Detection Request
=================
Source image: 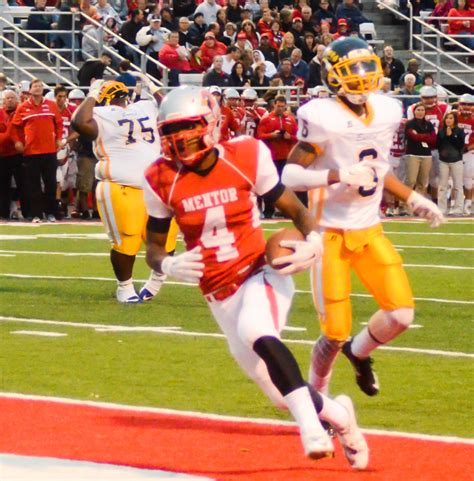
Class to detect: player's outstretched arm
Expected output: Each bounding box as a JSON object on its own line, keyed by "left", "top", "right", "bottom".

{"left": 384, "top": 173, "right": 444, "bottom": 228}
{"left": 71, "top": 81, "right": 103, "bottom": 141}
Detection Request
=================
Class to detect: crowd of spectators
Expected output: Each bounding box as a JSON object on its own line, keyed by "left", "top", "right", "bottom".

{"left": 1, "top": 0, "right": 473, "bottom": 221}
{"left": 0, "top": 69, "right": 472, "bottom": 222}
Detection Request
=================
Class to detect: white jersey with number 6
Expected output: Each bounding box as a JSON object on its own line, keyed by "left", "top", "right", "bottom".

{"left": 297, "top": 94, "right": 402, "bottom": 229}
{"left": 94, "top": 100, "right": 161, "bottom": 188}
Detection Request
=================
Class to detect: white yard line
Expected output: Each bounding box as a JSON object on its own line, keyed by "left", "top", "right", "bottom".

{"left": 1, "top": 273, "right": 472, "bottom": 305}
{"left": 0, "top": 392, "right": 472, "bottom": 445}
{"left": 1, "top": 250, "right": 473, "bottom": 270}
{"left": 1, "top": 315, "right": 473, "bottom": 359}
{"left": 394, "top": 245, "right": 474, "bottom": 251}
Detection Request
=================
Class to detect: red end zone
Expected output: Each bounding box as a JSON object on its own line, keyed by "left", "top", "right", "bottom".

{"left": 1, "top": 395, "right": 472, "bottom": 481}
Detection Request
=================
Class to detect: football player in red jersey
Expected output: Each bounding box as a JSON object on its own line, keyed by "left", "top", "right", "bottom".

{"left": 208, "top": 86, "right": 241, "bottom": 141}
{"left": 457, "top": 94, "right": 474, "bottom": 215}
{"left": 239, "top": 88, "right": 267, "bottom": 137}
{"left": 143, "top": 86, "right": 369, "bottom": 469}
{"left": 223, "top": 87, "right": 245, "bottom": 124}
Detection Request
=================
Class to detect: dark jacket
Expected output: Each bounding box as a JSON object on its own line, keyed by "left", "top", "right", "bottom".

{"left": 188, "top": 22, "right": 206, "bottom": 47}
{"left": 437, "top": 127, "right": 466, "bottom": 163}
{"left": 383, "top": 57, "right": 405, "bottom": 87}
{"left": 120, "top": 19, "right": 145, "bottom": 45}
{"left": 307, "top": 58, "right": 322, "bottom": 88}
{"left": 77, "top": 60, "right": 107, "bottom": 87}
{"left": 202, "top": 69, "right": 231, "bottom": 88}
{"left": 405, "top": 118, "right": 436, "bottom": 156}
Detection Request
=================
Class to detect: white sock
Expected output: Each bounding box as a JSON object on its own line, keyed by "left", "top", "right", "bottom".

{"left": 351, "top": 310, "right": 386, "bottom": 359}
{"left": 143, "top": 270, "right": 166, "bottom": 295}
{"left": 318, "top": 393, "right": 349, "bottom": 432}
{"left": 118, "top": 278, "right": 133, "bottom": 289}
{"left": 284, "top": 386, "right": 325, "bottom": 435}
{"left": 308, "top": 372, "right": 332, "bottom": 396}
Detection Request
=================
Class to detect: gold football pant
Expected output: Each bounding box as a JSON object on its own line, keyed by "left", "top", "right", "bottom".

{"left": 96, "top": 181, "right": 178, "bottom": 256}
{"left": 311, "top": 224, "right": 414, "bottom": 341}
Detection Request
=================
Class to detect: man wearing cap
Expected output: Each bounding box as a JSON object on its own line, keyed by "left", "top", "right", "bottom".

{"left": 333, "top": 18, "right": 349, "bottom": 39}
{"left": 202, "top": 56, "right": 231, "bottom": 87}
{"left": 290, "top": 17, "right": 305, "bottom": 48}
{"left": 236, "top": 31, "right": 253, "bottom": 51}
{"left": 199, "top": 32, "right": 228, "bottom": 71}
{"left": 259, "top": 33, "right": 279, "bottom": 67}
{"left": 194, "top": 0, "right": 219, "bottom": 27}
{"left": 136, "top": 15, "right": 170, "bottom": 56}
{"left": 188, "top": 12, "right": 207, "bottom": 47}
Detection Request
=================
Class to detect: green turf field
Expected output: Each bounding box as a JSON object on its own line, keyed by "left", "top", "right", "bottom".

{"left": 0, "top": 219, "right": 473, "bottom": 438}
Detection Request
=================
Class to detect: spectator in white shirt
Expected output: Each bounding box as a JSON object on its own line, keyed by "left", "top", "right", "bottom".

{"left": 222, "top": 46, "right": 242, "bottom": 75}
{"left": 194, "top": 0, "right": 219, "bottom": 26}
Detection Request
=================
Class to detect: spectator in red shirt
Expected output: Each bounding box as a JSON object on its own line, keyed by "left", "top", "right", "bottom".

{"left": 257, "top": 8, "right": 273, "bottom": 35}
{"left": 0, "top": 90, "right": 29, "bottom": 220}
{"left": 257, "top": 95, "right": 298, "bottom": 218}
{"left": 240, "top": 19, "right": 260, "bottom": 49}
{"left": 11, "top": 78, "right": 63, "bottom": 223}
{"left": 159, "top": 31, "right": 193, "bottom": 85}
{"left": 198, "top": 31, "right": 228, "bottom": 71}
{"left": 448, "top": 0, "right": 474, "bottom": 50}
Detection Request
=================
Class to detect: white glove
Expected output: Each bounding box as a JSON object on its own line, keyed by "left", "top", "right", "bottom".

{"left": 88, "top": 79, "right": 104, "bottom": 101}
{"left": 339, "top": 161, "right": 377, "bottom": 189}
{"left": 272, "top": 231, "right": 323, "bottom": 276}
{"left": 407, "top": 191, "right": 444, "bottom": 228}
{"left": 131, "top": 71, "right": 160, "bottom": 94}
{"left": 161, "top": 246, "right": 204, "bottom": 284}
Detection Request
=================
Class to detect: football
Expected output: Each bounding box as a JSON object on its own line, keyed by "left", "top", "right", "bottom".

{"left": 265, "top": 228, "right": 305, "bottom": 269}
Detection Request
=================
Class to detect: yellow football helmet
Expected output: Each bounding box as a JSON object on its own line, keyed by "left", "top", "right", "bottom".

{"left": 322, "top": 38, "right": 383, "bottom": 96}
{"left": 97, "top": 80, "right": 129, "bottom": 106}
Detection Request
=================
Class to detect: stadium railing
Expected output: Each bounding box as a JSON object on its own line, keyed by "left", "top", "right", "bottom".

{"left": 0, "top": 3, "right": 169, "bottom": 87}
{"left": 376, "top": 0, "right": 473, "bottom": 91}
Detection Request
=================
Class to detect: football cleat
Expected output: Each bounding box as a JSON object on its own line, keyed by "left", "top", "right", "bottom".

{"left": 116, "top": 286, "right": 141, "bottom": 304}
{"left": 301, "top": 429, "right": 335, "bottom": 460}
{"left": 138, "top": 287, "right": 155, "bottom": 302}
{"left": 334, "top": 395, "right": 369, "bottom": 470}
{"left": 342, "top": 339, "right": 379, "bottom": 396}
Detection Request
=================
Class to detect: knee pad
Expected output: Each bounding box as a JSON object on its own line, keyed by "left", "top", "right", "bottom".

{"left": 387, "top": 308, "right": 414, "bottom": 330}
{"left": 369, "top": 308, "right": 414, "bottom": 344}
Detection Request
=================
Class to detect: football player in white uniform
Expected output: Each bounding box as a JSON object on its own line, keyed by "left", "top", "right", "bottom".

{"left": 72, "top": 79, "right": 178, "bottom": 303}
{"left": 282, "top": 38, "right": 444, "bottom": 397}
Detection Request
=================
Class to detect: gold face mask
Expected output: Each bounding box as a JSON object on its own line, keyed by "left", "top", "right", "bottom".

{"left": 326, "top": 53, "right": 383, "bottom": 95}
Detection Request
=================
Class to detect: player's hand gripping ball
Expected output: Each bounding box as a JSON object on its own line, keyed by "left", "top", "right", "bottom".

{"left": 265, "top": 228, "right": 305, "bottom": 270}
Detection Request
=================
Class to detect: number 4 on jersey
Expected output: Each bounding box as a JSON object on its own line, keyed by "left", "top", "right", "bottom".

{"left": 201, "top": 206, "right": 238, "bottom": 262}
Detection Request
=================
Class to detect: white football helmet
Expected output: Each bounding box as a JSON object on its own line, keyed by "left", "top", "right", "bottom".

{"left": 224, "top": 87, "right": 240, "bottom": 100}
{"left": 69, "top": 88, "right": 85, "bottom": 100}
{"left": 17, "top": 80, "right": 30, "bottom": 93}
{"left": 158, "top": 86, "right": 221, "bottom": 167}
{"left": 241, "top": 88, "right": 258, "bottom": 101}
{"left": 420, "top": 86, "right": 438, "bottom": 108}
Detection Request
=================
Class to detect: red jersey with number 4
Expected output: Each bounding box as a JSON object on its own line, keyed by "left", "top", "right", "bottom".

{"left": 143, "top": 136, "right": 279, "bottom": 295}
